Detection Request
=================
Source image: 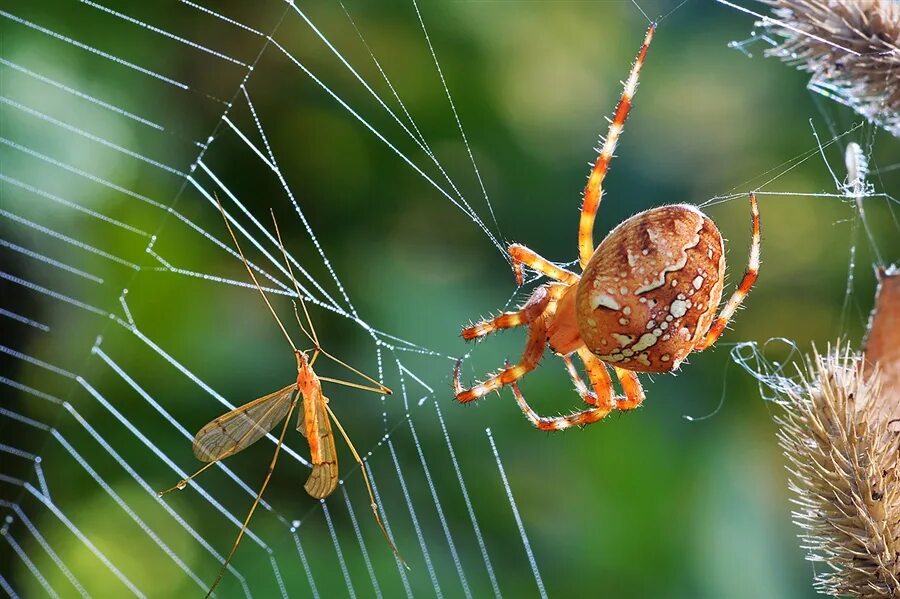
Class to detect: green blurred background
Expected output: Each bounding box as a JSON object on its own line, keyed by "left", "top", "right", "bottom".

{"left": 2, "top": 1, "right": 899, "bottom": 597}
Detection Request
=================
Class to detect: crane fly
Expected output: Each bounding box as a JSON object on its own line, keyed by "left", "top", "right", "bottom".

{"left": 158, "top": 197, "right": 404, "bottom": 597}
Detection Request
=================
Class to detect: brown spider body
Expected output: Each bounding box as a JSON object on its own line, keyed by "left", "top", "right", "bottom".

{"left": 453, "top": 24, "right": 762, "bottom": 431}
{"left": 575, "top": 204, "right": 725, "bottom": 372}
{"left": 538, "top": 205, "right": 726, "bottom": 368}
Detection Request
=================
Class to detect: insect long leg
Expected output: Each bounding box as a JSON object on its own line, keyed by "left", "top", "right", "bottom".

{"left": 323, "top": 402, "right": 406, "bottom": 567}
{"left": 308, "top": 348, "right": 321, "bottom": 367}
{"left": 157, "top": 462, "right": 217, "bottom": 497}
{"left": 694, "top": 192, "right": 761, "bottom": 351}
{"left": 205, "top": 392, "right": 300, "bottom": 598}
{"left": 215, "top": 194, "right": 298, "bottom": 353}
{"left": 271, "top": 209, "right": 391, "bottom": 396}
{"left": 578, "top": 23, "right": 655, "bottom": 270}
{"left": 270, "top": 208, "right": 320, "bottom": 349}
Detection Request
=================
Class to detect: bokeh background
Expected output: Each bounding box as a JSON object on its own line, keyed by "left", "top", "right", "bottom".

{"left": 2, "top": 1, "right": 899, "bottom": 598}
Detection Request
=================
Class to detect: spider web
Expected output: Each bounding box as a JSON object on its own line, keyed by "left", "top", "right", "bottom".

{"left": 713, "top": 8, "right": 900, "bottom": 588}
{"left": 715, "top": 0, "right": 900, "bottom": 400}
{"left": 0, "top": 2, "right": 541, "bottom": 596}
{"left": 3, "top": 1, "right": 899, "bottom": 598}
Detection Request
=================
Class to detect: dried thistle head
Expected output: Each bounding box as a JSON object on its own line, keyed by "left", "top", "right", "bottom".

{"left": 776, "top": 344, "right": 900, "bottom": 597}
{"left": 757, "top": 0, "right": 900, "bottom": 138}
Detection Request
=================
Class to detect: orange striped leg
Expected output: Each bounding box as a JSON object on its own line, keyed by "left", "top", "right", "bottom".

{"left": 612, "top": 367, "right": 645, "bottom": 411}
{"left": 694, "top": 193, "right": 761, "bottom": 351}
{"left": 454, "top": 317, "right": 548, "bottom": 403}
{"left": 510, "top": 377, "right": 614, "bottom": 432}
{"left": 508, "top": 244, "right": 579, "bottom": 286}
{"left": 461, "top": 284, "right": 564, "bottom": 341}
{"left": 565, "top": 350, "right": 644, "bottom": 411}
{"left": 578, "top": 24, "right": 656, "bottom": 269}
{"left": 562, "top": 348, "right": 614, "bottom": 407}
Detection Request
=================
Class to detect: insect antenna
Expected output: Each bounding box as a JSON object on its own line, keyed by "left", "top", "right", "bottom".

{"left": 269, "top": 208, "right": 319, "bottom": 349}
{"left": 215, "top": 193, "right": 298, "bottom": 353}
{"left": 324, "top": 401, "right": 408, "bottom": 568}
{"left": 205, "top": 392, "right": 300, "bottom": 598}
{"left": 270, "top": 209, "right": 391, "bottom": 396}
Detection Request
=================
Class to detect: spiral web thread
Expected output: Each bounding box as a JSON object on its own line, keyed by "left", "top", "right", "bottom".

{"left": 0, "top": 2, "right": 547, "bottom": 596}
{"left": 3, "top": 1, "right": 898, "bottom": 597}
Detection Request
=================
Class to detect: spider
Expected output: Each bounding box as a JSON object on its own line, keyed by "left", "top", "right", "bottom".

{"left": 453, "top": 23, "right": 761, "bottom": 431}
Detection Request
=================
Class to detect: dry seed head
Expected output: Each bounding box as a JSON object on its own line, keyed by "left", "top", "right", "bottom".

{"left": 757, "top": 0, "right": 900, "bottom": 138}
{"left": 777, "top": 344, "right": 900, "bottom": 597}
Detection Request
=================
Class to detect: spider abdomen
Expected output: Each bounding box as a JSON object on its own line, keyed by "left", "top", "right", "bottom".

{"left": 453, "top": 24, "right": 759, "bottom": 426}
{"left": 575, "top": 204, "right": 725, "bottom": 373}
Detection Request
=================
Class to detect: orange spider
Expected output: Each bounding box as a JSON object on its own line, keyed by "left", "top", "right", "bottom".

{"left": 453, "top": 23, "right": 761, "bottom": 430}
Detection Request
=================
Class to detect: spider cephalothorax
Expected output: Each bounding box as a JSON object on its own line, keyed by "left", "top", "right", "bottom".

{"left": 453, "top": 24, "right": 761, "bottom": 430}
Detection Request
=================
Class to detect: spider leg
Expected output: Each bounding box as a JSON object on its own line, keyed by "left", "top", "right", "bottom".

{"left": 510, "top": 378, "right": 614, "bottom": 431}
{"left": 508, "top": 244, "right": 579, "bottom": 286}
{"left": 561, "top": 348, "right": 613, "bottom": 407}
{"left": 455, "top": 317, "right": 548, "bottom": 403}
{"left": 694, "top": 193, "right": 761, "bottom": 351}
{"left": 461, "top": 284, "right": 564, "bottom": 341}
{"left": 513, "top": 353, "right": 644, "bottom": 431}
{"left": 563, "top": 349, "right": 645, "bottom": 411}
{"left": 578, "top": 24, "right": 655, "bottom": 270}
{"left": 611, "top": 366, "right": 645, "bottom": 411}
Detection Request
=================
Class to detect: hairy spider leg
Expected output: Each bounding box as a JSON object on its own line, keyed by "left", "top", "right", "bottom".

{"left": 612, "top": 366, "right": 646, "bottom": 411}
{"left": 578, "top": 23, "right": 656, "bottom": 270}
{"left": 508, "top": 244, "right": 580, "bottom": 286}
{"left": 694, "top": 193, "right": 761, "bottom": 351}
{"left": 455, "top": 315, "right": 550, "bottom": 403}
{"left": 515, "top": 349, "right": 646, "bottom": 431}
{"left": 510, "top": 378, "right": 612, "bottom": 431}
{"left": 562, "top": 349, "right": 615, "bottom": 407}
{"left": 461, "top": 283, "right": 566, "bottom": 341}
{"left": 564, "top": 348, "right": 645, "bottom": 411}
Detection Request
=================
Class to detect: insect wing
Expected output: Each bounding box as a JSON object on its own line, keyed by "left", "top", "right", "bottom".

{"left": 193, "top": 384, "right": 296, "bottom": 462}
{"left": 303, "top": 394, "right": 339, "bottom": 499}
{"left": 296, "top": 403, "right": 306, "bottom": 437}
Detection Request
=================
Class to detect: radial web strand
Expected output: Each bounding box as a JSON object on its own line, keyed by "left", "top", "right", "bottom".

{"left": 1, "top": 1, "right": 546, "bottom": 596}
